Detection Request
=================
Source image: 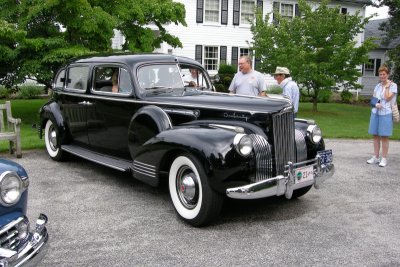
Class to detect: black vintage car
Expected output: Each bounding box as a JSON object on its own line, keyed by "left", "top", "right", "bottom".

{"left": 39, "top": 53, "right": 334, "bottom": 226}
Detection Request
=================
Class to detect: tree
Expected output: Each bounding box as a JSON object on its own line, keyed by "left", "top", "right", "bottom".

{"left": 375, "top": 0, "right": 400, "bottom": 83}
{"left": 251, "top": 0, "right": 376, "bottom": 111}
{"left": 0, "top": 0, "right": 186, "bottom": 89}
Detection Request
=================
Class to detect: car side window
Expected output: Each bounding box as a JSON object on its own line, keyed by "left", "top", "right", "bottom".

{"left": 93, "top": 66, "right": 132, "bottom": 95}
{"left": 53, "top": 69, "right": 65, "bottom": 90}
{"left": 66, "top": 66, "right": 89, "bottom": 91}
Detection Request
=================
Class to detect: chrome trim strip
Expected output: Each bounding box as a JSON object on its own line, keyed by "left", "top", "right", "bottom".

{"left": 55, "top": 91, "right": 286, "bottom": 115}
{"left": 249, "top": 134, "right": 273, "bottom": 182}
{"left": 132, "top": 168, "right": 156, "bottom": 178}
{"left": 0, "top": 217, "right": 24, "bottom": 235}
{"left": 133, "top": 160, "right": 156, "bottom": 169}
{"left": 226, "top": 155, "right": 335, "bottom": 199}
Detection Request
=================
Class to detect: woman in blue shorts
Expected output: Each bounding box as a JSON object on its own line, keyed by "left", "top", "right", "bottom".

{"left": 367, "top": 66, "right": 398, "bottom": 167}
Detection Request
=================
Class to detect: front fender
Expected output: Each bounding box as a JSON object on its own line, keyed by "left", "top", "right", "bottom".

{"left": 133, "top": 126, "right": 255, "bottom": 192}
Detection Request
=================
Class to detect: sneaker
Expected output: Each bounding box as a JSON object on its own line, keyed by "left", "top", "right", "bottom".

{"left": 379, "top": 158, "right": 387, "bottom": 167}
{"left": 367, "top": 156, "right": 380, "bottom": 164}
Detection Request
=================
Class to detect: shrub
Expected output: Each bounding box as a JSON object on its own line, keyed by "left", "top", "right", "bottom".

{"left": 340, "top": 90, "right": 353, "bottom": 104}
{"left": 266, "top": 85, "right": 282, "bottom": 94}
{"left": 317, "top": 89, "right": 332, "bottom": 103}
{"left": 214, "top": 64, "right": 237, "bottom": 92}
{"left": 16, "top": 85, "right": 44, "bottom": 99}
{"left": 214, "top": 83, "right": 228, "bottom": 93}
{"left": 0, "top": 87, "right": 10, "bottom": 99}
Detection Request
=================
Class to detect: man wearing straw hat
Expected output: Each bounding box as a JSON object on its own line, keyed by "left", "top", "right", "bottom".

{"left": 273, "top": 66, "right": 300, "bottom": 117}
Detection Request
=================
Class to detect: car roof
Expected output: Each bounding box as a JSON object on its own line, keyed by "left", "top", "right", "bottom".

{"left": 73, "top": 53, "right": 203, "bottom": 68}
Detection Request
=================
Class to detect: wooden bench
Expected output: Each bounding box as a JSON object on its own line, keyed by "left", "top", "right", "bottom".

{"left": 0, "top": 101, "right": 22, "bottom": 158}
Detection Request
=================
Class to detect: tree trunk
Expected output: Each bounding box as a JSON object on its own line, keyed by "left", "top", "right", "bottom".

{"left": 312, "top": 97, "right": 318, "bottom": 112}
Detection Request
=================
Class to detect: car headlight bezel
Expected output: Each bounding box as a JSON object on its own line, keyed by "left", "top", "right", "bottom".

{"left": 307, "top": 124, "right": 322, "bottom": 144}
{"left": 233, "top": 133, "right": 253, "bottom": 157}
{"left": 0, "top": 171, "right": 24, "bottom": 206}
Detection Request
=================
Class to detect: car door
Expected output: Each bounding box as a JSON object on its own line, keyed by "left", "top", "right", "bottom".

{"left": 60, "top": 64, "right": 91, "bottom": 146}
{"left": 87, "top": 65, "right": 136, "bottom": 159}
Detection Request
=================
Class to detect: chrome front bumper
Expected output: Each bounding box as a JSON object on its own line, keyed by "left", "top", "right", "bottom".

{"left": 226, "top": 156, "right": 335, "bottom": 199}
{"left": 0, "top": 214, "right": 49, "bottom": 267}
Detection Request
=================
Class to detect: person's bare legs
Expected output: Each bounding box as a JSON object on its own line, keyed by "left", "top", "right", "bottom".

{"left": 381, "top": 136, "right": 389, "bottom": 158}
{"left": 373, "top": 135, "right": 381, "bottom": 158}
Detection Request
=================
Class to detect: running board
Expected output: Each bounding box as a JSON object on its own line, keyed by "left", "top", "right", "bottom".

{"left": 62, "top": 145, "right": 132, "bottom": 172}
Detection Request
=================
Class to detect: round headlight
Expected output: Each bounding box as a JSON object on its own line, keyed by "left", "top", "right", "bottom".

{"left": 233, "top": 134, "right": 253, "bottom": 156}
{"left": 0, "top": 171, "right": 23, "bottom": 206}
{"left": 307, "top": 125, "right": 322, "bottom": 144}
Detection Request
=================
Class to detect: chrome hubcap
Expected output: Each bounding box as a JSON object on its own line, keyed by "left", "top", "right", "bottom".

{"left": 176, "top": 166, "right": 199, "bottom": 209}
{"left": 48, "top": 125, "right": 57, "bottom": 151}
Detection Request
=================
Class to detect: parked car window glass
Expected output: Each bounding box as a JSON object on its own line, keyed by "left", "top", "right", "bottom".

{"left": 119, "top": 68, "right": 132, "bottom": 94}
{"left": 66, "top": 66, "right": 89, "bottom": 91}
{"left": 93, "top": 66, "right": 120, "bottom": 93}
{"left": 180, "top": 65, "right": 210, "bottom": 89}
{"left": 138, "top": 64, "right": 184, "bottom": 90}
{"left": 54, "top": 69, "right": 65, "bottom": 89}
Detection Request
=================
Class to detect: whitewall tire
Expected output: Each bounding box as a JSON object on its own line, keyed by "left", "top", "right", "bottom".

{"left": 44, "top": 120, "right": 66, "bottom": 161}
{"left": 169, "top": 154, "right": 223, "bottom": 226}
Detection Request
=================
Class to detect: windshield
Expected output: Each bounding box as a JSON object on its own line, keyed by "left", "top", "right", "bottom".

{"left": 137, "top": 63, "right": 212, "bottom": 96}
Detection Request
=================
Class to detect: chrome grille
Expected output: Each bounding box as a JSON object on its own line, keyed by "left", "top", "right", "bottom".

{"left": 0, "top": 221, "right": 21, "bottom": 250}
{"left": 272, "top": 110, "right": 296, "bottom": 175}
{"left": 295, "top": 129, "right": 307, "bottom": 162}
{"left": 249, "top": 134, "right": 273, "bottom": 182}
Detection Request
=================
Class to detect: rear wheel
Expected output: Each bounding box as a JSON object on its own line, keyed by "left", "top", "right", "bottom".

{"left": 44, "top": 120, "right": 67, "bottom": 161}
{"left": 169, "top": 154, "right": 223, "bottom": 226}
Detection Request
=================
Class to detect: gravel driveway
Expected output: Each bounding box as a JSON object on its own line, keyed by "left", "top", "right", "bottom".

{"left": 1, "top": 139, "right": 400, "bottom": 266}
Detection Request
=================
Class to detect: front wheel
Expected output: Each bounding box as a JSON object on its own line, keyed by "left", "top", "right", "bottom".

{"left": 169, "top": 154, "right": 223, "bottom": 227}
{"left": 44, "top": 119, "right": 67, "bottom": 161}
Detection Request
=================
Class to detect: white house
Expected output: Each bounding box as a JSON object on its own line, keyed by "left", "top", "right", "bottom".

{"left": 112, "top": 0, "right": 371, "bottom": 87}
{"left": 361, "top": 18, "right": 400, "bottom": 96}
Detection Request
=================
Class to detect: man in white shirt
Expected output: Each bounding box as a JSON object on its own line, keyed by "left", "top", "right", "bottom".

{"left": 273, "top": 66, "right": 300, "bottom": 116}
{"left": 228, "top": 56, "right": 265, "bottom": 96}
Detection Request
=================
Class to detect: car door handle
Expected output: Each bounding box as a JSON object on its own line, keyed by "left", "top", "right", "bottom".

{"left": 78, "top": 101, "right": 93, "bottom": 106}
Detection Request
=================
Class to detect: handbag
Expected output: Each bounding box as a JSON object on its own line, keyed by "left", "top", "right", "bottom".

{"left": 370, "top": 96, "right": 379, "bottom": 107}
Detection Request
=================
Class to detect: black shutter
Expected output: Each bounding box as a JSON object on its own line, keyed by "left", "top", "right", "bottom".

{"left": 295, "top": 4, "right": 301, "bottom": 17}
{"left": 273, "top": 2, "right": 280, "bottom": 25}
{"left": 375, "top": 59, "right": 381, "bottom": 76}
{"left": 341, "top": 8, "right": 347, "bottom": 15}
{"left": 233, "top": 0, "right": 240, "bottom": 26}
{"left": 195, "top": 45, "right": 203, "bottom": 64}
{"left": 257, "top": 0, "right": 263, "bottom": 11}
{"left": 221, "top": 0, "right": 228, "bottom": 25}
{"left": 220, "top": 46, "right": 227, "bottom": 64}
{"left": 232, "top": 47, "right": 239, "bottom": 68}
{"left": 362, "top": 64, "right": 364, "bottom": 75}
{"left": 196, "top": 0, "right": 204, "bottom": 23}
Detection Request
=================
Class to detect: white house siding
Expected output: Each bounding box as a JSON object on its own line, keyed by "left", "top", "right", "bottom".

{"left": 111, "top": 0, "right": 368, "bottom": 88}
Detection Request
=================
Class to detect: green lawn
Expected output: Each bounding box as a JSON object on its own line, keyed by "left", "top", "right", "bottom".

{"left": 298, "top": 103, "right": 400, "bottom": 140}
{"left": 0, "top": 99, "right": 398, "bottom": 153}
{"left": 0, "top": 99, "right": 49, "bottom": 152}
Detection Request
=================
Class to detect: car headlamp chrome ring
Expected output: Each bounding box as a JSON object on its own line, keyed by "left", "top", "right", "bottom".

{"left": 0, "top": 171, "right": 23, "bottom": 206}
{"left": 307, "top": 125, "right": 322, "bottom": 144}
{"left": 233, "top": 133, "right": 253, "bottom": 157}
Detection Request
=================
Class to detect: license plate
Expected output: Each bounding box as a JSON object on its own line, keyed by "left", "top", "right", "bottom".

{"left": 317, "top": 149, "right": 333, "bottom": 165}
{"left": 295, "top": 165, "right": 314, "bottom": 184}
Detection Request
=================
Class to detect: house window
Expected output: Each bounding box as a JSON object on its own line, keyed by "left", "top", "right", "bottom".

{"left": 204, "top": 46, "right": 219, "bottom": 71}
{"left": 273, "top": 2, "right": 298, "bottom": 22}
{"left": 241, "top": 0, "right": 255, "bottom": 24}
{"left": 364, "top": 58, "right": 381, "bottom": 77}
{"left": 281, "top": 4, "right": 294, "bottom": 19}
{"left": 205, "top": 0, "right": 220, "bottom": 23}
{"left": 240, "top": 48, "right": 250, "bottom": 57}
